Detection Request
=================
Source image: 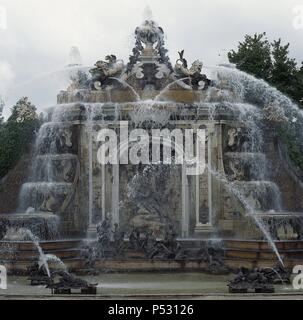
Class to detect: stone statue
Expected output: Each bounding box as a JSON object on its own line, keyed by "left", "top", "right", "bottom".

{"left": 97, "top": 217, "right": 111, "bottom": 246}
{"left": 27, "top": 262, "right": 51, "bottom": 286}
{"left": 89, "top": 55, "right": 124, "bottom": 90}
{"left": 227, "top": 128, "right": 241, "bottom": 151}
{"left": 174, "top": 50, "right": 211, "bottom": 90}
{"left": 51, "top": 127, "right": 73, "bottom": 153}
{"left": 196, "top": 243, "right": 229, "bottom": 274}
{"left": 0, "top": 218, "right": 9, "bottom": 240}
{"left": 142, "top": 230, "right": 157, "bottom": 253}
{"left": 138, "top": 223, "right": 185, "bottom": 260}
{"left": 129, "top": 227, "right": 141, "bottom": 250}
{"left": 61, "top": 159, "right": 76, "bottom": 183}
{"left": 112, "top": 223, "right": 126, "bottom": 257}
{"left": 233, "top": 264, "right": 290, "bottom": 291}
{"left": 163, "top": 223, "right": 178, "bottom": 250}
{"left": 227, "top": 159, "right": 245, "bottom": 181}
{"left": 128, "top": 165, "right": 172, "bottom": 231}
{"left": 81, "top": 245, "right": 96, "bottom": 269}
{"left": 40, "top": 193, "right": 57, "bottom": 212}
{"left": 228, "top": 267, "right": 275, "bottom": 293}
{"left": 47, "top": 271, "right": 97, "bottom": 295}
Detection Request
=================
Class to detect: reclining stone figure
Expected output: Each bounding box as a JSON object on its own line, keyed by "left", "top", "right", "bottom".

{"left": 174, "top": 50, "right": 211, "bottom": 90}
{"left": 89, "top": 55, "right": 124, "bottom": 90}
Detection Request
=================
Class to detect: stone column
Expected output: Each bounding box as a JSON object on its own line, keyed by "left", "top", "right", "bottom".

{"left": 87, "top": 125, "right": 97, "bottom": 239}
{"left": 101, "top": 164, "right": 106, "bottom": 221}
{"left": 195, "top": 123, "right": 215, "bottom": 235}
{"left": 195, "top": 167, "right": 202, "bottom": 226}
{"left": 111, "top": 163, "right": 120, "bottom": 226}
{"left": 208, "top": 124, "right": 214, "bottom": 225}
{"left": 193, "top": 124, "right": 202, "bottom": 227}
{"left": 182, "top": 164, "right": 189, "bottom": 237}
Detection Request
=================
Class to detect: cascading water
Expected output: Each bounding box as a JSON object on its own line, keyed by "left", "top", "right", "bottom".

{"left": 155, "top": 77, "right": 192, "bottom": 101}
{"left": 24, "top": 229, "right": 51, "bottom": 278}
{"left": 209, "top": 168, "right": 284, "bottom": 266}
{"left": 43, "top": 254, "right": 67, "bottom": 272}
{"left": 224, "top": 152, "right": 268, "bottom": 181}
{"left": 3, "top": 227, "right": 68, "bottom": 275}
{"left": 109, "top": 77, "right": 141, "bottom": 101}
{"left": 13, "top": 101, "right": 86, "bottom": 239}
{"left": 129, "top": 101, "right": 172, "bottom": 128}
{"left": 213, "top": 66, "right": 303, "bottom": 141}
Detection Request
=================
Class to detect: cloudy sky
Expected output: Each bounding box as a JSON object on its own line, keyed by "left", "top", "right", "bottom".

{"left": 0, "top": 0, "right": 302, "bottom": 116}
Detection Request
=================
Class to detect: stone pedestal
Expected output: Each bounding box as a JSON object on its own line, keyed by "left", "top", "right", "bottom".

{"left": 86, "top": 223, "right": 97, "bottom": 240}
{"left": 194, "top": 223, "right": 215, "bottom": 236}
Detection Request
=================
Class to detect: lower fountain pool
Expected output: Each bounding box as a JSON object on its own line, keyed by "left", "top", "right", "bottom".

{"left": 1, "top": 272, "right": 296, "bottom": 298}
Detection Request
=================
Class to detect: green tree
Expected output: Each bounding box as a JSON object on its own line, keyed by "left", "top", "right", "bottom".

{"left": 296, "top": 63, "right": 303, "bottom": 106}
{"left": 0, "top": 97, "right": 40, "bottom": 179}
{"left": 228, "top": 33, "right": 272, "bottom": 81}
{"left": 229, "top": 34, "right": 303, "bottom": 108}
{"left": 271, "top": 39, "right": 300, "bottom": 103}
{"left": 0, "top": 97, "right": 5, "bottom": 124}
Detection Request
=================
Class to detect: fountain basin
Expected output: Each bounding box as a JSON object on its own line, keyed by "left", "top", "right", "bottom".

{"left": 0, "top": 213, "right": 60, "bottom": 241}
{"left": 57, "top": 89, "right": 213, "bottom": 105}
{"left": 0, "top": 238, "right": 302, "bottom": 274}
{"left": 18, "top": 183, "right": 75, "bottom": 214}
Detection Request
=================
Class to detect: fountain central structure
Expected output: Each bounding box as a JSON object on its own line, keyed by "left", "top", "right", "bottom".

{"left": 1, "top": 17, "right": 303, "bottom": 274}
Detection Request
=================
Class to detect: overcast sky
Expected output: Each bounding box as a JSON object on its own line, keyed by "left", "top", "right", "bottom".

{"left": 0, "top": 0, "right": 302, "bottom": 116}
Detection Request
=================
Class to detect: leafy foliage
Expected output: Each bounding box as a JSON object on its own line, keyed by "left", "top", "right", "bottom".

{"left": 0, "top": 97, "right": 40, "bottom": 179}
{"left": 0, "top": 97, "right": 4, "bottom": 124}
{"left": 228, "top": 33, "right": 272, "bottom": 81}
{"left": 228, "top": 33, "right": 303, "bottom": 108}
{"left": 278, "top": 125, "right": 303, "bottom": 171}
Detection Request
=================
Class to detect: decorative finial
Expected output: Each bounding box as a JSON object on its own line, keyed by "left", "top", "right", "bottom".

{"left": 143, "top": 6, "right": 153, "bottom": 21}
{"left": 67, "top": 46, "right": 82, "bottom": 67}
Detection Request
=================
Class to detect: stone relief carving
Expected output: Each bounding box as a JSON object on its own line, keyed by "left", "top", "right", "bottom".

{"left": 227, "top": 159, "right": 245, "bottom": 181}
{"left": 227, "top": 128, "right": 241, "bottom": 151}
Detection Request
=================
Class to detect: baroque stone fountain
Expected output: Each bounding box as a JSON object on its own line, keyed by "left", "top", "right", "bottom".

{"left": 1, "top": 16, "right": 303, "bottom": 274}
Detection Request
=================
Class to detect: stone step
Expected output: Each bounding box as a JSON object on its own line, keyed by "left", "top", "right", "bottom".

{"left": 225, "top": 248, "right": 303, "bottom": 260}
{"left": 0, "top": 248, "right": 82, "bottom": 261}
{"left": 224, "top": 240, "right": 303, "bottom": 251}
{"left": 0, "top": 240, "right": 83, "bottom": 251}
